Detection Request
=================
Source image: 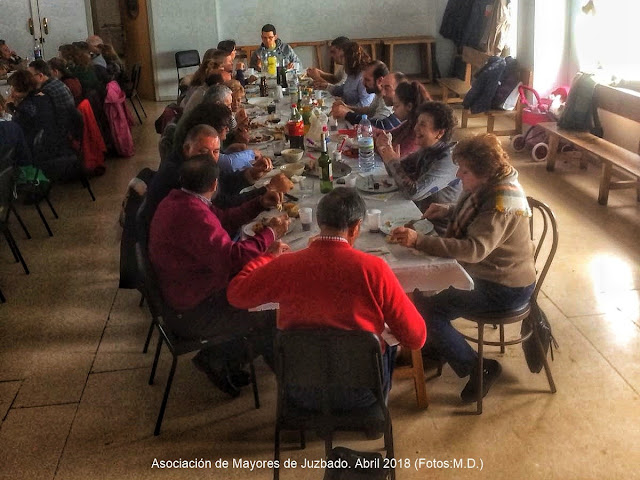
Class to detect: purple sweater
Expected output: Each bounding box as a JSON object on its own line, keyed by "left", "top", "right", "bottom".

{"left": 149, "top": 189, "right": 274, "bottom": 311}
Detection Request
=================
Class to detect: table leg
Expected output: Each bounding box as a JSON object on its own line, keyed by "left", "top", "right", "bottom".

{"left": 546, "top": 134, "right": 560, "bottom": 171}
{"left": 425, "top": 42, "right": 433, "bottom": 83}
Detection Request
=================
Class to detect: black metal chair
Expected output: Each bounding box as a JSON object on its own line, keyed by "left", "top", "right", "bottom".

{"left": 455, "top": 197, "right": 559, "bottom": 414}
{"left": 0, "top": 165, "right": 29, "bottom": 275}
{"left": 126, "top": 63, "right": 147, "bottom": 124}
{"left": 135, "top": 242, "right": 260, "bottom": 436}
{"left": 273, "top": 329, "right": 395, "bottom": 480}
{"left": 175, "top": 50, "right": 201, "bottom": 95}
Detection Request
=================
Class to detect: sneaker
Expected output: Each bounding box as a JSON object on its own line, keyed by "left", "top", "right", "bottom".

{"left": 192, "top": 354, "right": 241, "bottom": 398}
{"left": 460, "top": 359, "right": 502, "bottom": 403}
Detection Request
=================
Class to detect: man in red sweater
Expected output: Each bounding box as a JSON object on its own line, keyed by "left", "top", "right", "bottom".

{"left": 227, "top": 187, "right": 426, "bottom": 408}
{"left": 149, "top": 155, "right": 290, "bottom": 396}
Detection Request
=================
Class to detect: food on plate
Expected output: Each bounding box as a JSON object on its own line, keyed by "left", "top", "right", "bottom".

{"left": 381, "top": 179, "right": 393, "bottom": 188}
{"left": 249, "top": 132, "right": 273, "bottom": 143}
{"left": 269, "top": 173, "right": 294, "bottom": 193}
{"left": 252, "top": 220, "right": 267, "bottom": 234}
{"left": 283, "top": 202, "right": 299, "bottom": 218}
{"left": 385, "top": 234, "right": 400, "bottom": 244}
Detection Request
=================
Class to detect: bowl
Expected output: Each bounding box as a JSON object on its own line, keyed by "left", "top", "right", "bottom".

{"left": 281, "top": 148, "right": 304, "bottom": 164}
{"left": 280, "top": 162, "right": 305, "bottom": 178}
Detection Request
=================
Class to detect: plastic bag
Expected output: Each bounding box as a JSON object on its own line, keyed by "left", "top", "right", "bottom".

{"left": 304, "top": 108, "right": 328, "bottom": 150}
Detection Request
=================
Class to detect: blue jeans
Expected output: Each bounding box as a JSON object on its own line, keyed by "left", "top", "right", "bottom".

{"left": 415, "top": 279, "right": 535, "bottom": 378}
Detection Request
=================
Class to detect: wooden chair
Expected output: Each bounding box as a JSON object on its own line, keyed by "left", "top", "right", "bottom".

{"left": 288, "top": 41, "right": 326, "bottom": 71}
{"left": 273, "top": 329, "right": 395, "bottom": 480}
{"left": 455, "top": 197, "right": 558, "bottom": 414}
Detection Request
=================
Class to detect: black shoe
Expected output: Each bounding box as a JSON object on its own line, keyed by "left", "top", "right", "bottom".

{"left": 192, "top": 355, "right": 241, "bottom": 398}
{"left": 460, "top": 359, "right": 502, "bottom": 403}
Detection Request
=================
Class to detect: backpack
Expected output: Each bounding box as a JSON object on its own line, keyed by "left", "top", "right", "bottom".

{"left": 520, "top": 300, "right": 559, "bottom": 373}
{"left": 558, "top": 73, "right": 603, "bottom": 137}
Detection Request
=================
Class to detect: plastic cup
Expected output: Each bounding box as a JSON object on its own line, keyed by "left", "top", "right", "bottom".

{"left": 299, "top": 207, "right": 313, "bottom": 231}
{"left": 366, "top": 209, "right": 382, "bottom": 233}
{"left": 345, "top": 174, "right": 357, "bottom": 188}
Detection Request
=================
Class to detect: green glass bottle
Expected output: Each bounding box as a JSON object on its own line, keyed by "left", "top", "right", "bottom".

{"left": 319, "top": 127, "right": 333, "bottom": 194}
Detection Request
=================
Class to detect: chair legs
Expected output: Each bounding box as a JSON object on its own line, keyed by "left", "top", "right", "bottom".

{"left": 533, "top": 323, "right": 557, "bottom": 393}
{"left": 79, "top": 172, "right": 96, "bottom": 201}
{"left": 34, "top": 203, "right": 54, "bottom": 237}
{"left": 476, "top": 324, "right": 485, "bottom": 414}
{"left": 135, "top": 94, "right": 147, "bottom": 118}
{"left": 142, "top": 316, "right": 155, "bottom": 354}
{"left": 129, "top": 98, "right": 142, "bottom": 124}
{"left": 3, "top": 229, "right": 29, "bottom": 274}
{"left": 0, "top": 286, "right": 5, "bottom": 303}
{"left": 246, "top": 339, "right": 260, "bottom": 409}
{"left": 154, "top": 354, "right": 178, "bottom": 436}
{"left": 10, "top": 206, "right": 31, "bottom": 239}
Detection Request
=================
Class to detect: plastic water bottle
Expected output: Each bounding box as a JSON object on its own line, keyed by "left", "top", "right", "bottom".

{"left": 357, "top": 115, "right": 375, "bottom": 172}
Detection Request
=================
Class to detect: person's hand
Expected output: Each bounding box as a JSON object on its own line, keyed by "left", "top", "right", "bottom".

{"left": 313, "top": 79, "right": 329, "bottom": 90}
{"left": 422, "top": 203, "right": 451, "bottom": 220}
{"left": 307, "top": 67, "right": 321, "bottom": 81}
{"left": 260, "top": 189, "right": 284, "bottom": 210}
{"left": 287, "top": 62, "right": 295, "bottom": 70}
{"left": 266, "top": 214, "right": 291, "bottom": 238}
{"left": 331, "top": 103, "right": 351, "bottom": 120}
{"left": 236, "top": 61, "right": 246, "bottom": 71}
{"left": 267, "top": 240, "right": 291, "bottom": 256}
{"left": 332, "top": 99, "right": 346, "bottom": 108}
{"left": 267, "top": 172, "right": 294, "bottom": 193}
{"left": 236, "top": 108, "right": 249, "bottom": 127}
{"left": 389, "top": 227, "right": 418, "bottom": 248}
{"left": 234, "top": 126, "right": 250, "bottom": 145}
{"left": 255, "top": 59, "right": 262, "bottom": 71}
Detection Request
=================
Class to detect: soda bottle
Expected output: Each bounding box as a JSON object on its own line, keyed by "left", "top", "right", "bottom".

{"left": 287, "top": 103, "right": 305, "bottom": 150}
{"left": 357, "top": 114, "right": 375, "bottom": 172}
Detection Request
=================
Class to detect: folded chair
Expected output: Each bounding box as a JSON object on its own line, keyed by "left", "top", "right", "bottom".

{"left": 455, "top": 197, "right": 558, "bottom": 414}
{"left": 135, "top": 242, "right": 260, "bottom": 435}
{"left": 273, "top": 329, "right": 395, "bottom": 480}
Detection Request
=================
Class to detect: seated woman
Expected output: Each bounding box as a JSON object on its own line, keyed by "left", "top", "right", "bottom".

{"left": 180, "top": 60, "right": 224, "bottom": 111}
{"left": 390, "top": 134, "right": 537, "bottom": 402}
{"left": 47, "top": 58, "right": 83, "bottom": 105}
{"left": 379, "top": 101, "right": 461, "bottom": 213}
{"left": 374, "top": 80, "right": 431, "bottom": 158}
{"left": 98, "top": 43, "right": 128, "bottom": 87}
{"left": 7, "top": 70, "right": 78, "bottom": 180}
{"left": 327, "top": 42, "right": 374, "bottom": 107}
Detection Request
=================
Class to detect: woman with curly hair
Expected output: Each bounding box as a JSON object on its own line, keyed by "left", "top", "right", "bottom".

{"left": 380, "top": 101, "right": 461, "bottom": 212}
{"left": 327, "top": 41, "right": 374, "bottom": 107}
{"left": 374, "top": 80, "right": 431, "bottom": 157}
{"left": 390, "top": 133, "right": 536, "bottom": 402}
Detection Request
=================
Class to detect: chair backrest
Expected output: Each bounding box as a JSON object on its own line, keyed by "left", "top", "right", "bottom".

{"left": 175, "top": 50, "right": 200, "bottom": 76}
{"left": 275, "top": 329, "right": 386, "bottom": 415}
{"left": 0, "top": 146, "right": 15, "bottom": 170}
{"left": 527, "top": 197, "right": 559, "bottom": 301}
{"left": 130, "top": 63, "right": 142, "bottom": 92}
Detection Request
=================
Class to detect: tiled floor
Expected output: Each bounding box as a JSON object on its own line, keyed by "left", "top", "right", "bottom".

{"left": 1, "top": 102, "right": 639, "bottom": 479}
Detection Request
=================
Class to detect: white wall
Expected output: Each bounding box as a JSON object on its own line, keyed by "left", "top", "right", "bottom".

{"left": 149, "top": 0, "right": 457, "bottom": 100}
{"left": 148, "top": 0, "right": 220, "bottom": 100}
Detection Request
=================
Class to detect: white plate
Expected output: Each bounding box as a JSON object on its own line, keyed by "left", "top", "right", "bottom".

{"left": 245, "top": 85, "right": 260, "bottom": 94}
{"left": 248, "top": 133, "right": 274, "bottom": 144}
{"left": 247, "top": 97, "right": 274, "bottom": 107}
{"left": 379, "top": 217, "right": 434, "bottom": 235}
{"left": 356, "top": 175, "right": 398, "bottom": 193}
{"left": 251, "top": 114, "right": 287, "bottom": 131}
{"left": 243, "top": 216, "right": 301, "bottom": 237}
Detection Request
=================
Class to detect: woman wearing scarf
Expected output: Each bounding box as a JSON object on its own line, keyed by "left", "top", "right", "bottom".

{"left": 390, "top": 133, "right": 536, "bottom": 403}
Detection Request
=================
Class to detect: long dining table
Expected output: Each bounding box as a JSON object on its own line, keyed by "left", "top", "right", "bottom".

{"left": 242, "top": 82, "right": 473, "bottom": 407}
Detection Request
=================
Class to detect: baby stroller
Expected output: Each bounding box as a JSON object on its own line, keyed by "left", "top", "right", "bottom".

{"left": 511, "top": 85, "right": 570, "bottom": 161}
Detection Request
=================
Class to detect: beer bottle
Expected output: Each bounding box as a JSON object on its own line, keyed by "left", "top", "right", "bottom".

{"left": 319, "top": 127, "right": 333, "bottom": 194}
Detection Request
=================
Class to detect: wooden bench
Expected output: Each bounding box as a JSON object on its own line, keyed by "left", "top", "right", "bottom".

{"left": 381, "top": 35, "right": 436, "bottom": 83}
{"left": 540, "top": 85, "right": 640, "bottom": 206}
{"left": 288, "top": 41, "right": 326, "bottom": 71}
{"left": 439, "top": 46, "right": 531, "bottom": 136}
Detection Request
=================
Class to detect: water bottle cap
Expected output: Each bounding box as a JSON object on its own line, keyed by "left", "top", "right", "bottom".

{"left": 361, "top": 114, "right": 368, "bottom": 119}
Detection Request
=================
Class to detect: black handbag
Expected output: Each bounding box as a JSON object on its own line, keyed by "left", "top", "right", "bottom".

{"left": 521, "top": 300, "right": 559, "bottom": 373}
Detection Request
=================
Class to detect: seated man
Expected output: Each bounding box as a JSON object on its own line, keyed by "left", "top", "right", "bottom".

{"left": 249, "top": 24, "right": 301, "bottom": 71}
{"left": 331, "top": 60, "right": 400, "bottom": 130}
{"left": 227, "top": 187, "right": 426, "bottom": 409}
{"left": 0, "top": 40, "right": 23, "bottom": 76}
{"left": 307, "top": 36, "right": 350, "bottom": 88}
{"left": 86, "top": 35, "right": 108, "bottom": 69}
{"left": 143, "top": 122, "right": 289, "bottom": 231}
{"left": 0, "top": 96, "right": 31, "bottom": 165}
{"left": 28, "top": 59, "right": 79, "bottom": 137}
{"left": 381, "top": 71, "right": 407, "bottom": 107}
{"left": 149, "top": 155, "right": 290, "bottom": 396}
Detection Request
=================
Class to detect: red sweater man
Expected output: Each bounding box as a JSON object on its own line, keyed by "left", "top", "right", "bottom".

{"left": 227, "top": 189, "right": 426, "bottom": 351}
